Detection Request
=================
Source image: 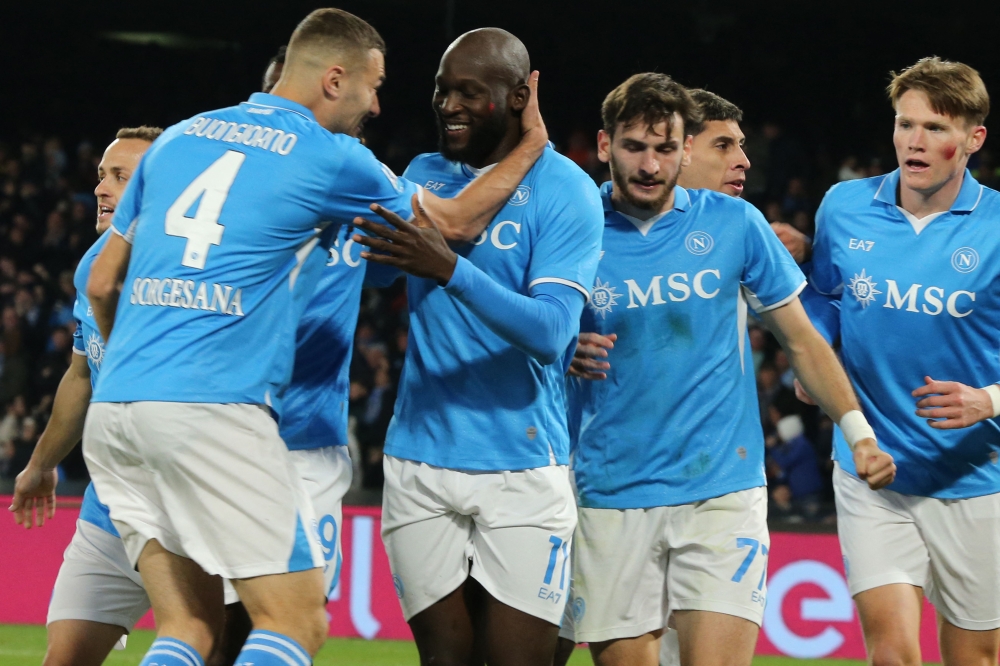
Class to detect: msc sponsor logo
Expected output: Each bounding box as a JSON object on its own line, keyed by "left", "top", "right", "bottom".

{"left": 508, "top": 185, "right": 531, "bottom": 206}
{"left": 624, "top": 270, "right": 722, "bottom": 308}
{"left": 849, "top": 270, "right": 976, "bottom": 318}
{"left": 588, "top": 278, "right": 621, "bottom": 319}
{"left": 473, "top": 220, "right": 521, "bottom": 250}
{"left": 951, "top": 247, "right": 979, "bottom": 273}
{"left": 685, "top": 231, "right": 714, "bottom": 256}
{"left": 847, "top": 269, "right": 880, "bottom": 308}
{"left": 86, "top": 332, "right": 105, "bottom": 369}
{"left": 327, "top": 237, "right": 363, "bottom": 268}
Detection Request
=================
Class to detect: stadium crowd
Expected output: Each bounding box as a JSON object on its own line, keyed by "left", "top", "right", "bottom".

{"left": 2, "top": 125, "right": 998, "bottom": 522}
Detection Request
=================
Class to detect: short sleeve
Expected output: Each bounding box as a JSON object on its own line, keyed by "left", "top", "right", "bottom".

{"left": 809, "top": 187, "right": 844, "bottom": 297}
{"left": 740, "top": 205, "right": 806, "bottom": 312}
{"left": 526, "top": 170, "right": 603, "bottom": 301}
{"left": 72, "top": 315, "right": 86, "bottom": 355}
{"left": 324, "top": 141, "right": 420, "bottom": 224}
{"left": 111, "top": 155, "right": 147, "bottom": 243}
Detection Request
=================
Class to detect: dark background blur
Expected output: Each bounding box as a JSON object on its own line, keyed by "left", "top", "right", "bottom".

{"left": 3, "top": 0, "right": 999, "bottom": 175}
{"left": 2, "top": 0, "right": 999, "bottom": 518}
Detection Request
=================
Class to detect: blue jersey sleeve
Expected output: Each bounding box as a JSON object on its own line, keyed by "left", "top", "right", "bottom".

{"left": 110, "top": 153, "right": 148, "bottom": 243}
{"left": 808, "top": 187, "right": 844, "bottom": 297}
{"left": 324, "top": 141, "right": 420, "bottom": 226}
{"left": 526, "top": 171, "right": 603, "bottom": 297}
{"left": 444, "top": 258, "right": 583, "bottom": 365}
{"left": 72, "top": 315, "right": 85, "bottom": 354}
{"left": 741, "top": 205, "right": 806, "bottom": 312}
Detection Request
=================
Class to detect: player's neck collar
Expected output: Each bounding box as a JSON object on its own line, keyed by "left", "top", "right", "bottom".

{"left": 244, "top": 93, "right": 317, "bottom": 123}
{"left": 461, "top": 162, "right": 497, "bottom": 178}
{"left": 875, "top": 168, "right": 983, "bottom": 216}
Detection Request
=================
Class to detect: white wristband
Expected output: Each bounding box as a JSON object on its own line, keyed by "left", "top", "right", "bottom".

{"left": 983, "top": 384, "right": 1000, "bottom": 418}
{"left": 840, "top": 410, "right": 876, "bottom": 452}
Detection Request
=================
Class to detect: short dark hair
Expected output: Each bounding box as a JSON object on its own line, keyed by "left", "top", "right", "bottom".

{"left": 688, "top": 89, "right": 743, "bottom": 135}
{"left": 269, "top": 44, "right": 287, "bottom": 67}
{"left": 116, "top": 126, "right": 163, "bottom": 142}
{"left": 601, "top": 73, "right": 701, "bottom": 138}
{"left": 288, "top": 8, "right": 385, "bottom": 68}
{"left": 888, "top": 56, "right": 989, "bottom": 127}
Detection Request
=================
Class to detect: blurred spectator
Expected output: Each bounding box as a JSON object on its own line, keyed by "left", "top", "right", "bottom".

{"left": 766, "top": 390, "right": 824, "bottom": 522}
{"left": 7, "top": 416, "right": 39, "bottom": 479}
{"left": 781, "top": 177, "right": 810, "bottom": 216}
{"left": 838, "top": 156, "right": 865, "bottom": 181}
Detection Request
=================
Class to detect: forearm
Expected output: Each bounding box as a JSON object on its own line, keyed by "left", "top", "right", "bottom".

{"left": 445, "top": 257, "right": 582, "bottom": 365}
{"left": 91, "top": 291, "right": 119, "bottom": 341}
{"left": 783, "top": 327, "right": 859, "bottom": 422}
{"left": 425, "top": 138, "right": 547, "bottom": 242}
{"left": 29, "top": 361, "right": 92, "bottom": 470}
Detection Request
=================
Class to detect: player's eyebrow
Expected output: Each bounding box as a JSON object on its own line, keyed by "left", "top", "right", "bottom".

{"left": 713, "top": 135, "right": 736, "bottom": 147}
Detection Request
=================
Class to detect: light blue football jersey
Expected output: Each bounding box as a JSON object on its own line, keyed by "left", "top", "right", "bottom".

{"left": 570, "top": 183, "right": 806, "bottom": 509}
{"left": 384, "top": 148, "right": 603, "bottom": 471}
{"left": 72, "top": 232, "right": 118, "bottom": 536}
{"left": 91, "top": 93, "right": 419, "bottom": 415}
{"left": 809, "top": 169, "right": 1000, "bottom": 499}
{"left": 281, "top": 225, "right": 367, "bottom": 450}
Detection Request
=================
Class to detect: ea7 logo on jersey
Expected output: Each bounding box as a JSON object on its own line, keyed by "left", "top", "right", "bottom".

{"left": 508, "top": 185, "right": 531, "bottom": 206}
{"left": 849, "top": 238, "right": 875, "bottom": 251}
{"left": 589, "top": 278, "right": 621, "bottom": 318}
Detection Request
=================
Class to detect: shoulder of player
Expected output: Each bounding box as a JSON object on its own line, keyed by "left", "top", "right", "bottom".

{"left": 74, "top": 232, "right": 110, "bottom": 290}
{"left": 530, "top": 149, "right": 601, "bottom": 205}
{"left": 821, "top": 174, "right": 886, "bottom": 208}
{"left": 684, "top": 187, "right": 758, "bottom": 225}
{"left": 403, "top": 152, "right": 458, "bottom": 179}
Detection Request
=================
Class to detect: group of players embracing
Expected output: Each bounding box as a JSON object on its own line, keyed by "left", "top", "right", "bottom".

{"left": 10, "top": 7, "right": 1000, "bottom": 666}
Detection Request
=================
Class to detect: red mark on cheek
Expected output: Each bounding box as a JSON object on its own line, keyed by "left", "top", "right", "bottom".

{"left": 943, "top": 144, "right": 957, "bottom": 160}
{"left": 488, "top": 102, "right": 495, "bottom": 112}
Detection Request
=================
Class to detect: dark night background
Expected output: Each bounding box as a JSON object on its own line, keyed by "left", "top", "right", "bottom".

{"left": 1, "top": 0, "right": 999, "bottom": 505}
{"left": 3, "top": 0, "right": 999, "bottom": 175}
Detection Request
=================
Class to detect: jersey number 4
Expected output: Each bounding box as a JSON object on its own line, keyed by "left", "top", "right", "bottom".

{"left": 165, "top": 150, "right": 246, "bottom": 269}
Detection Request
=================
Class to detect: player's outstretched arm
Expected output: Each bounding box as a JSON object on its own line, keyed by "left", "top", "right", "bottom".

{"left": 420, "top": 71, "right": 549, "bottom": 243}
{"left": 761, "top": 297, "right": 896, "bottom": 490}
{"left": 354, "top": 197, "right": 582, "bottom": 365}
{"left": 912, "top": 376, "right": 1000, "bottom": 429}
{"left": 88, "top": 232, "right": 132, "bottom": 341}
{"left": 569, "top": 332, "right": 617, "bottom": 380}
{"left": 9, "top": 353, "right": 92, "bottom": 529}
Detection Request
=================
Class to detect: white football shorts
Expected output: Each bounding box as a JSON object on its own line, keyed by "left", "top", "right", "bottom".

{"left": 381, "top": 455, "right": 577, "bottom": 625}
{"left": 834, "top": 464, "right": 1000, "bottom": 630}
{"left": 84, "top": 402, "right": 324, "bottom": 580}
{"left": 47, "top": 520, "right": 149, "bottom": 649}
{"left": 224, "top": 444, "right": 352, "bottom": 604}
{"left": 563, "top": 487, "right": 769, "bottom": 643}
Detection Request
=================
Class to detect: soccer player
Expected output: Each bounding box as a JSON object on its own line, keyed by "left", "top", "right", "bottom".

{"left": 676, "top": 89, "right": 750, "bottom": 198}
{"left": 806, "top": 57, "right": 1000, "bottom": 666}
{"left": 559, "top": 73, "right": 894, "bottom": 666}
{"left": 10, "top": 128, "right": 161, "bottom": 666}
{"left": 350, "top": 28, "right": 603, "bottom": 666}
{"left": 81, "top": 10, "right": 549, "bottom": 666}
{"left": 559, "top": 87, "right": 752, "bottom": 666}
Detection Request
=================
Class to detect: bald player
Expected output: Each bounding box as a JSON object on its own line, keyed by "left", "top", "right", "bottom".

{"left": 82, "top": 10, "right": 549, "bottom": 666}
{"left": 352, "top": 28, "right": 603, "bottom": 666}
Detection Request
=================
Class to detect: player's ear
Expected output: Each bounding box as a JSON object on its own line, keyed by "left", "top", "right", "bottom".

{"left": 508, "top": 83, "right": 530, "bottom": 113}
{"left": 967, "top": 124, "right": 987, "bottom": 155}
{"left": 321, "top": 65, "right": 347, "bottom": 101}
{"left": 681, "top": 135, "right": 693, "bottom": 168}
{"left": 597, "top": 130, "right": 611, "bottom": 164}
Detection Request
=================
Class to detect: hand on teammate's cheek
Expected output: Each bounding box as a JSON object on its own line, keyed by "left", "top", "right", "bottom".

{"left": 853, "top": 439, "right": 896, "bottom": 490}
{"left": 912, "top": 376, "right": 994, "bottom": 429}
{"left": 353, "top": 195, "right": 459, "bottom": 284}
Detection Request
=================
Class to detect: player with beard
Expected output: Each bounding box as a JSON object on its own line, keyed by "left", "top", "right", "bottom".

{"left": 11, "top": 127, "right": 162, "bottom": 666}
{"left": 349, "top": 28, "right": 603, "bottom": 666}
{"left": 556, "top": 73, "right": 894, "bottom": 666}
